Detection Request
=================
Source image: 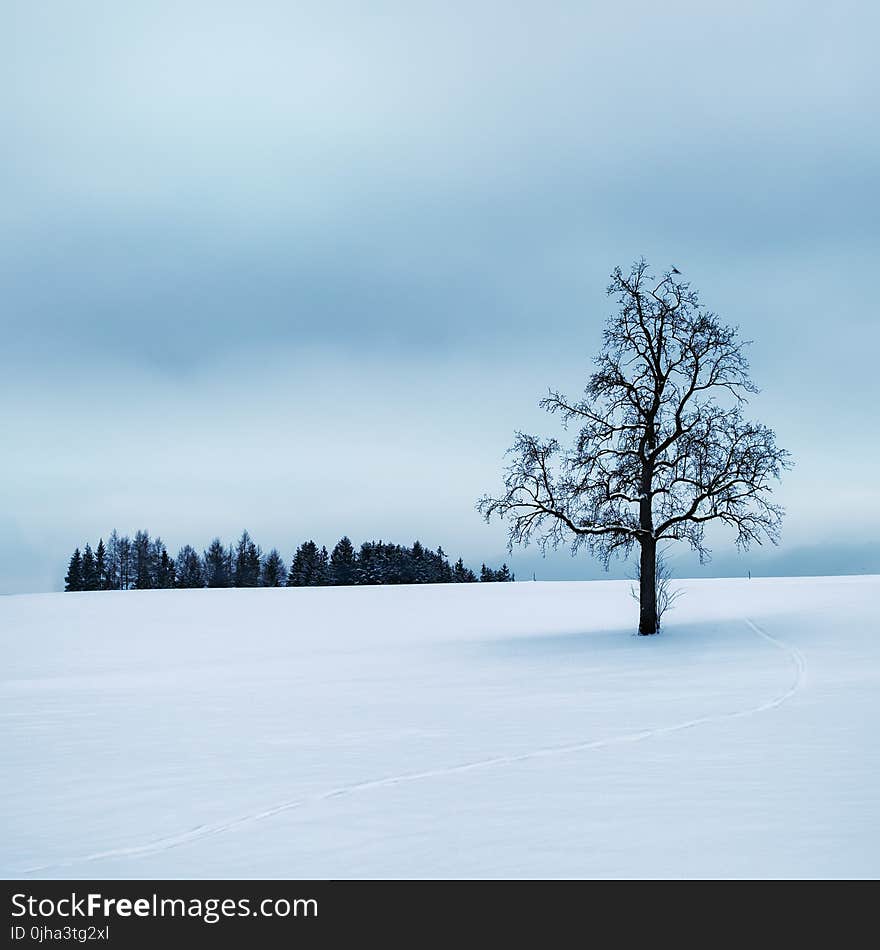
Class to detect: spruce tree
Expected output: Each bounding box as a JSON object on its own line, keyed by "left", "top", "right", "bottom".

{"left": 410, "top": 540, "right": 429, "bottom": 583}
{"left": 95, "top": 538, "right": 108, "bottom": 590}
{"left": 175, "top": 545, "right": 205, "bottom": 588}
{"left": 81, "top": 543, "right": 99, "bottom": 591}
{"left": 133, "top": 530, "right": 152, "bottom": 589}
{"left": 117, "top": 535, "right": 133, "bottom": 590}
{"left": 356, "top": 541, "right": 380, "bottom": 585}
{"left": 329, "top": 536, "right": 356, "bottom": 586}
{"left": 435, "top": 546, "right": 453, "bottom": 583}
{"left": 64, "top": 548, "right": 83, "bottom": 592}
{"left": 452, "top": 558, "right": 477, "bottom": 583}
{"left": 105, "top": 530, "right": 122, "bottom": 590}
{"left": 287, "top": 546, "right": 302, "bottom": 586}
{"left": 247, "top": 540, "right": 262, "bottom": 586}
{"left": 288, "top": 540, "right": 321, "bottom": 586}
{"left": 204, "top": 538, "right": 231, "bottom": 588}
{"left": 234, "top": 531, "right": 262, "bottom": 587}
{"left": 156, "top": 546, "right": 176, "bottom": 588}
{"left": 148, "top": 537, "right": 168, "bottom": 588}
{"left": 261, "top": 549, "right": 286, "bottom": 587}
{"left": 60, "top": 529, "right": 485, "bottom": 593}
{"left": 316, "top": 546, "right": 331, "bottom": 586}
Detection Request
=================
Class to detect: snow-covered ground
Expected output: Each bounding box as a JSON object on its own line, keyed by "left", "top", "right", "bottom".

{"left": 2, "top": 576, "right": 878, "bottom": 879}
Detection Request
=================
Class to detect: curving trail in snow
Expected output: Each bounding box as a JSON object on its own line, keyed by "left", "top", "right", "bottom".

{"left": 20, "top": 617, "right": 806, "bottom": 875}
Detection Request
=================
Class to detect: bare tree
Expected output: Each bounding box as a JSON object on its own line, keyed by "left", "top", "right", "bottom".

{"left": 630, "top": 547, "right": 682, "bottom": 630}
{"left": 478, "top": 260, "right": 791, "bottom": 635}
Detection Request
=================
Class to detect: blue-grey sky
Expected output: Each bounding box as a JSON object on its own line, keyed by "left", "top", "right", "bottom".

{"left": 2, "top": 1, "right": 879, "bottom": 593}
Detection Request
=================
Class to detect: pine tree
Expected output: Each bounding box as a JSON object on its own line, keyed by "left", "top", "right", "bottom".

{"left": 234, "top": 531, "right": 262, "bottom": 587}
{"left": 388, "top": 542, "right": 413, "bottom": 584}
{"left": 79, "top": 543, "right": 98, "bottom": 591}
{"left": 316, "top": 546, "right": 331, "bottom": 586}
{"left": 329, "top": 536, "right": 356, "bottom": 586}
{"left": 95, "top": 538, "right": 108, "bottom": 590}
{"left": 452, "top": 558, "right": 477, "bottom": 583}
{"left": 261, "top": 549, "right": 286, "bottom": 587}
{"left": 204, "top": 538, "right": 231, "bottom": 588}
{"left": 175, "top": 545, "right": 204, "bottom": 588}
{"left": 61, "top": 529, "right": 486, "bottom": 593}
{"left": 233, "top": 531, "right": 248, "bottom": 586}
{"left": 133, "top": 530, "right": 152, "bottom": 589}
{"left": 288, "top": 540, "right": 321, "bottom": 586}
{"left": 64, "top": 548, "right": 83, "bottom": 592}
{"left": 234, "top": 531, "right": 263, "bottom": 587}
{"left": 105, "top": 530, "right": 122, "bottom": 590}
{"left": 149, "top": 537, "right": 169, "bottom": 588}
{"left": 156, "top": 546, "right": 176, "bottom": 588}
{"left": 247, "top": 540, "right": 262, "bottom": 585}
{"left": 410, "top": 540, "right": 429, "bottom": 583}
{"left": 355, "top": 541, "right": 373, "bottom": 584}
{"left": 497, "top": 563, "right": 513, "bottom": 582}
{"left": 287, "top": 543, "right": 304, "bottom": 586}
{"left": 435, "top": 546, "right": 453, "bottom": 583}
{"left": 117, "top": 535, "right": 133, "bottom": 590}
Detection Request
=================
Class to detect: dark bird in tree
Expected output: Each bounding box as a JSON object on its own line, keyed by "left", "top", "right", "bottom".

{"left": 671, "top": 266, "right": 681, "bottom": 274}
{"left": 478, "top": 260, "right": 791, "bottom": 635}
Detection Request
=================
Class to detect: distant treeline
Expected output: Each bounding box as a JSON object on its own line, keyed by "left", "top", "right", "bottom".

{"left": 63, "top": 530, "right": 513, "bottom": 592}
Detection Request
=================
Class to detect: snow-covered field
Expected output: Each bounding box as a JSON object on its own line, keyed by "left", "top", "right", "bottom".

{"left": 2, "top": 576, "right": 878, "bottom": 879}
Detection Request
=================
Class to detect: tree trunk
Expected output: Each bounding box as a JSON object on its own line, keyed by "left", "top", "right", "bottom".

{"left": 638, "top": 451, "right": 658, "bottom": 634}
{"left": 638, "top": 536, "right": 658, "bottom": 635}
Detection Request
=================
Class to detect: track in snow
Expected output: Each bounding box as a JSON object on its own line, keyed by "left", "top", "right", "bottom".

{"left": 21, "top": 617, "right": 806, "bottom": 874}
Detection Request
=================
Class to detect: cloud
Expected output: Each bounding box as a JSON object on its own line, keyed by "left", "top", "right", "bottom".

{"left": 1, "top": 1, "right": 878, "bottom": 591}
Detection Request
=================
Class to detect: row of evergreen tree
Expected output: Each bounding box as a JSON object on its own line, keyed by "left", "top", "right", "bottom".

{"left": 63, "top": 530, "right": 513, "bottom": 591}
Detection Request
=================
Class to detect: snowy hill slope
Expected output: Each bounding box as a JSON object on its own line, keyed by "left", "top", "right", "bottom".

{"left": 2, "top": 576, "right": 878, "bottom": 878}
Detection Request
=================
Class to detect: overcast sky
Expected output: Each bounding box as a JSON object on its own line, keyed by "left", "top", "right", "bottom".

{"left": 2, "top": 1, "right": 879, "bottom": 593}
